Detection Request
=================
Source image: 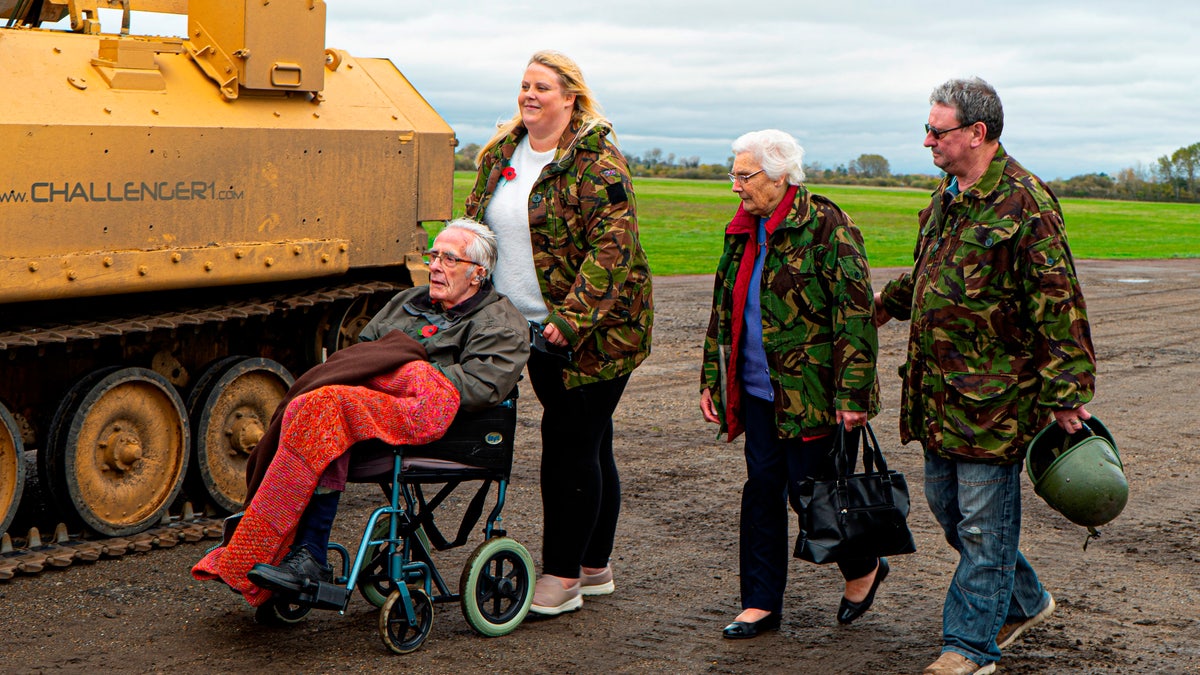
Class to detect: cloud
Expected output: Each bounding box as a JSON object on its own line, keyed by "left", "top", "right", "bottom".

{"left": 122, "top": 1, "right": 1200, "bottom": 179}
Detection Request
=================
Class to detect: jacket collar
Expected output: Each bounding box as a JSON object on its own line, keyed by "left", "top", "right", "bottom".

{"left": 499, "top": 119, "right": 612, "bottom": 176}
{"left": 406, "top": 281, "right": 497, "bottom": 323}
{"left": 943, "top": 143, "right": 1008, "bottom": 201}
{"left": 726, "top": 184, "right": 803, "bottom": 237}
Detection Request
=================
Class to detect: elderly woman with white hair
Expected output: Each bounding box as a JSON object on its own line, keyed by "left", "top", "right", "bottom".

{"left": 699, "top": 129, "right": 883, "bottom": 638}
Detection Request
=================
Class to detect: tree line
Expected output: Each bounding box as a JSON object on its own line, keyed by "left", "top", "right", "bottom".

{"left": 453, "top": 142, "right": 1200, "bottom": 203}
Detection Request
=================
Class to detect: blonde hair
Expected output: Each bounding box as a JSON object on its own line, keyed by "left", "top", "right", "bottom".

{"left": 477, "top": 50, "right": 611, "bottom": 165}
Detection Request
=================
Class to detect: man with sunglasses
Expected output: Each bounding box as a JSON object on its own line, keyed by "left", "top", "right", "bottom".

{"left": 875, "top": 78, "right": 1095, "bottom": 675}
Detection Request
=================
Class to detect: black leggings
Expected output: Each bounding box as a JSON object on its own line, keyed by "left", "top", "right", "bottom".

{"left": 527, "top": 348, "right": 630, "bottom": 578}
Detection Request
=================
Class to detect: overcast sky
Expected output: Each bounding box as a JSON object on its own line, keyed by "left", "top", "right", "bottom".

{"left": 126, "top": 1, "right": 1197, "bottom": 179}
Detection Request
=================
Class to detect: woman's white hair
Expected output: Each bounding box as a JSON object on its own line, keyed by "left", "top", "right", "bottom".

{"left": 731, "top": 129, "right": 806, "bottom": 185}
{"left": 440, "top": 218, "right": 498, "bottom": 277}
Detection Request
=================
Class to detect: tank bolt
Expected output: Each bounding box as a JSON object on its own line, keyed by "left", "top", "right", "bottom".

{"left": 151, "top": 109, "right": 160, "bottom": 115}
{"left": 312, "top": 112, "right": 320, "bottom": 119}
{"left": 102, "top": 257, "right": 114, "bottom": 267}
{"left": 264, "top": 257, "right": 275, "bottom": 267}
{"left": 67, "top": 270, "right": 77, "bottom": 281}
{"left": 339, "top": 243, "right": 348, "bottom": 252}
{"left": 138, "top": 266, "right": 148, "bottom": 276}
{"left": 235, "top": 250, "right": 245, "bottom": 259}
{"left": 293, "top": 246, "right": 302, "bottom": 255}
{"left": 28, "top": 262, "right": 39, "bottom": 272}
{"left": 204, "top": 261, "right": 214, "bottom": 271}
{"left": 321, "top": 254, "right": 330, "bottom": 263}
{"left": 171, "top": 253, "right": 182, "bottom": 263}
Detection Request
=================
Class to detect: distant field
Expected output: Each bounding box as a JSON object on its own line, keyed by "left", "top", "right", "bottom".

{"left": 451, "top": 172, "right": 1199, "bottom": 276}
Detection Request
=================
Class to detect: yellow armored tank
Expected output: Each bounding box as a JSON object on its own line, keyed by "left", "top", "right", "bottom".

{"left": 0, "top": 0, "right": 453, "bottom": 539}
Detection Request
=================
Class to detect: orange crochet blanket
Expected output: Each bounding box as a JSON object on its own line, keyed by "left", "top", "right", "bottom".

{"left": 191, "top": 360, "right": 459, "bottom": 606}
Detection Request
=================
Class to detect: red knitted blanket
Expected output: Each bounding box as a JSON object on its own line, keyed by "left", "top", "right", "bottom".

{"left": 191, "top": 360, "right": 459, "bottom": 606}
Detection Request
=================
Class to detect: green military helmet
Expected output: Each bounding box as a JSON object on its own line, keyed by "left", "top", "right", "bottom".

{"left": 1026, "top": 415, "right": 1128, "bottom": 534}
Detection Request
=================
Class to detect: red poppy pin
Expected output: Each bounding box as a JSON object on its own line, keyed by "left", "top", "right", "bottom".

{"left": 502, "top": 166, "right": 517, "bottom": 181}
{"left": 421, "top": 325, "right": 438, "bottom": 338}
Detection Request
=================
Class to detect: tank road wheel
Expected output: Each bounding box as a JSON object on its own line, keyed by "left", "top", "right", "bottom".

{"left": 319, "top": 294, "right": 390, "bottom": 358}
{"left": 0, "top": 403, "right": 25, "bottom": 535}
{"left": 379, "top": 587, "right": 433, "bottom": 654}
{"left": 186, "top": 357, "right": 293, "bottom": 513}
{"left": 46, "top": 367, "right": 189, "bottom": 537}
{"left": 459, "top": 537, "right": 534, "bottom": 637}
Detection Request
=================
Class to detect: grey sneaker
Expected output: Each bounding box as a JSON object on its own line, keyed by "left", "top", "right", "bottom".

{"left": 529, "top": 575, "right": 583, "bottom": 616}
{"left": 580, "top": 566, "right": 614, "bottom": 596}
{"left": 997, "top": 592, "right": 1056, "bottom": 649}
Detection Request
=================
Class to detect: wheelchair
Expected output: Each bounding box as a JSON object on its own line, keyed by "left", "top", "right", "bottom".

{"left": 251, "top": 392, "right": 534, "bottom": 654}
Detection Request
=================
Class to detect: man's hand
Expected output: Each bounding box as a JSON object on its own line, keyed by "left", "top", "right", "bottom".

{"left": 700, "top": 388, "right": 720, "bottom": 424}
{"left": 1054, "top": 406, "right": 1093, "bottom": 434}
{"left": 873, "top": 292, "right": 892, "bottom": 327}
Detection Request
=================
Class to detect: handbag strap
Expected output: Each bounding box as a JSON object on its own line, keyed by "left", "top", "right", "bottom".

{"left": 833, "top": 422, "right": 891, "bottom": 476}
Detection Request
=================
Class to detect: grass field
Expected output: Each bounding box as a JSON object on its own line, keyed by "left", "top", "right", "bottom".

{"left": 451, "top": 172, "right": 1199, "bottom": 276}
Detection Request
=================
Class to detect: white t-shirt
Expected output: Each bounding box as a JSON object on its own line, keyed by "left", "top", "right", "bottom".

{"left": 482, "top": 136, "right": 556, "bottom": 322}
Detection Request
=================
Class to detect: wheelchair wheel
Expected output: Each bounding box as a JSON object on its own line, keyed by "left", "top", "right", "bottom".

{"left": 254, "top": 596, "right": 311, "bottom": 626}
{"left": 459, "top": 536, "right": 534, "bottom": 637}
{"left": 379, "top": 587, "right": 433, "bottom": 654}
{"left": 357, "top": 514, "right": 433, "bottom": 608}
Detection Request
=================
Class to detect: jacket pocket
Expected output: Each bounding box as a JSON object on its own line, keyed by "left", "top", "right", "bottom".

{"left": 935, "top": 370, "right": 1021, "bottom": 459}
{"left": 956, "top": 219, "right": 1020, "bottom": 300}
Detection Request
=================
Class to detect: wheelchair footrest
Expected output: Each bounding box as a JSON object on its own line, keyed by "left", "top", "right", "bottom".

{"left": 293, "top": 581, "right": 353, "bottom": 612}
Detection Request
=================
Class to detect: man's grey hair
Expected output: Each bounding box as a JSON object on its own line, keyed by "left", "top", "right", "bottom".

{"left": 441, "top": 218, "right": 498, "bottom": 277}
{"left": 930, "top": 77, "right": 1004, "bottom": 142}
{"left": 731, "top": 129, "right": 806, "bottom": 185}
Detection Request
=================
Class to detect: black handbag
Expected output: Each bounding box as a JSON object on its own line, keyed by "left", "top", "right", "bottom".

{"left": 794, "top": 423, "right": 917, "bottom": 564}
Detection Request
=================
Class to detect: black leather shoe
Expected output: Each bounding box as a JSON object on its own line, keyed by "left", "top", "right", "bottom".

{"left": 837, "top": 557, "right": 889, "bottom": 625}
{"left": 247, "top": 547, "right": 333, "bottom": 595}
{"left": 722, "top": 612, "right": 782, "bottom": 639}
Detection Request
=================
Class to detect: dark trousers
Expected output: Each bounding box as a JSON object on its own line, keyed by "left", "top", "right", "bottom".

{"left": 528, "top": 348, "right": 630, "bottom": 578}
{"left": 740, "top": 394, "right": 877, "bottom": 613}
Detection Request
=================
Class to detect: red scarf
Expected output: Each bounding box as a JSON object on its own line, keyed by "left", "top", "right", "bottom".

{"left": 722, "top": 186, "right": 798, "bottom": 441}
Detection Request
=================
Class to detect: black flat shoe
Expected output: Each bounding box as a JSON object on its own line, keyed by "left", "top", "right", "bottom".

{"left": 837, "top": 557, "right": 889, "bottom": 625}
{"left": 722, "top": 612, "right": 782, "bottom": 639}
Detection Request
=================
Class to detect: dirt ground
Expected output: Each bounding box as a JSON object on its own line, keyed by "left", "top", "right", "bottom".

{"left": 2, "top": 259, "right": 1198, "bottom": 674}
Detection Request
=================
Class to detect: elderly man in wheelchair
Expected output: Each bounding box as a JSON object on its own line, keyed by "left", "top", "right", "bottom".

{"left": 193, "top": 218, "right": 532, "bottom": 652}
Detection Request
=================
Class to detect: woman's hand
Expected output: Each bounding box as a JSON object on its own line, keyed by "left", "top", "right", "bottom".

{"left": 837, "top": 410, "right": 868, "bottom": 429}
{"left": 700, "top": 388, "right": 721, "bottom": 424}
{"left": 542, "top": 322, "right": 568, "bottom": 347}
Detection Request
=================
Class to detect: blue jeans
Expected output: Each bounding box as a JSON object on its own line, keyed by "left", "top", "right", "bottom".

{"left": 924, "top": 454, "right": 1050, "bottom": 665}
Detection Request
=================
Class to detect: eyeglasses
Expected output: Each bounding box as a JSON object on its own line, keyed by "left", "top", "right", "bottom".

{"left": 423, "top": 249, "right": 482, "bottom": 268}
{"left": 924, "top": 122, "right": 971, "bottom": 140}
{"left": 728, "top": 169, "right": 765, "bottom": 184}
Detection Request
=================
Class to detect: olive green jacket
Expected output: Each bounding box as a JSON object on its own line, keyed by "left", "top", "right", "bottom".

{"left": 702, "top": 185, "right": 879, "bottom": 440}
{"left": 465, "top": 121, "right": 653, "bottom": 388}
{"left": 879, "top": 145, "right": 1095, "bottom": 463}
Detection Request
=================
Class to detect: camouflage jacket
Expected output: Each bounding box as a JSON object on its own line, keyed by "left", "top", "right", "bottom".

{"left": 701, "top": 185, "right": 879, "bottom": 441}
{"left": 879, "top": 145, "right": 1096, "bottom": 463}
{"left": 465, "top": 121, "right": 653, "bottom": 389}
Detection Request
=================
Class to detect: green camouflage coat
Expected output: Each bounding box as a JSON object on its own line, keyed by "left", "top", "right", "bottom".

{"left": 878, "top": 145, "right": 1095, "bottom": 463}
{"left": 701, "top": 185, "right": 879, "bottom": 441}
{"left": 465, "top": 120, "right": 652, "bottom": 389}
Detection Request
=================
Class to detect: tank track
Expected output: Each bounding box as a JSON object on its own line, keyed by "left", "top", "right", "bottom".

{"left": 0, "top": 279, "right": 406, "bottom": 350}
{"left": 0, "top": 503, "right": 220, "bottom": 581}
{"left": 0, "top": 277, "right": 409, "bottom": 581}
